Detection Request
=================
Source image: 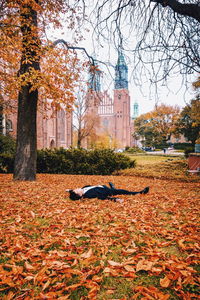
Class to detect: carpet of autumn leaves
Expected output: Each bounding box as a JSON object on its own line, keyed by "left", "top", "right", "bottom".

{"left": 0, "top": 174, "right": 200, "bottom": 300}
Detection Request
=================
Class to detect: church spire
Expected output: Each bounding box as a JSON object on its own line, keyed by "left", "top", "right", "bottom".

{"left": 88, "top": 61, "right": 101, "bottom": 92}
{"left": 114, "top": 51, "right": 128, "bottom": 90}
{"left": 132, "top": 100, "right": 139, "bottom": 120}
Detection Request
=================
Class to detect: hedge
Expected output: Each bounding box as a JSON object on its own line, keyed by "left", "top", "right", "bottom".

{"left": 37, "top": 148, "right": 135, "bottom": 175}
{"left": 0, "top": 134, "right": 16, "bottom": 154}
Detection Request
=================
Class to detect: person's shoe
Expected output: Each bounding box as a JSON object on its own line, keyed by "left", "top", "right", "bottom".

{"left": 109, "top": 182, "right": 115, "bottom": 189}
{"left": 141, "top": 187, "right": 149, "bottom": 194}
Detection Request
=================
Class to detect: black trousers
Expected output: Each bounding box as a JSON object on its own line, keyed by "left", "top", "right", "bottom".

{"left": 109, "top": 188, "right": 140, "bottom": 196}
{"left": 104, "top": 185, "right": 140, "bottom": 197}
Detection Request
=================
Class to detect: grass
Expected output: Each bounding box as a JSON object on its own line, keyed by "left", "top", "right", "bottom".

{"left": 118, "top": 154, "right": 200, "bottom": 182}
{"left": 126, "top": 154, "right": 182, "bottom": 165}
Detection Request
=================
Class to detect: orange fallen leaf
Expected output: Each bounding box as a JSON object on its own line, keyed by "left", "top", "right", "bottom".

{"left": 42, "top": 279, "right": 51, "bottom": 291}
{"left": 30, "top": 210, "right": 36, "bottom": 218}
{"left": 80, "top": 248, "right": 93, "bottom": 259}
{"left": 160, "top": 276, "right": 171, "bottom": 288}
{"left": 25, "top": 276, "right": 34, "bottom": 281}
{"left": 24, "top": 261, "right": 35, "bottom": 271}
{"left": 108, "top": 260, "right": 122, "bottom": 267}
{"left": 124, "top": 265, "right": 135, "bottom": 272}
{"left": 136, "top": 259, "right": 153, "bottom": 272}
{"left": 106, "top": 289, "right": 115, "bottom": 294}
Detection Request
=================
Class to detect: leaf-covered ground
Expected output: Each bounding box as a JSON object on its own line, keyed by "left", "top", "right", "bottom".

{"left": 0, "top": 174, "right": 199, "bottom": 299}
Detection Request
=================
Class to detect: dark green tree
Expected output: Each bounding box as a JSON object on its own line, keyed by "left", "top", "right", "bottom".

{"left": 178, "top": 97, "right": 200, "bottom": 145}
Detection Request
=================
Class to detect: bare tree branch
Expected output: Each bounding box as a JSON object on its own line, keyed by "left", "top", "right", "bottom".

{"left": 52, "top": 39, "right": 96, "bottom": 65}
{"left": 93, "top": 0, "right": 200, "bottom": 86}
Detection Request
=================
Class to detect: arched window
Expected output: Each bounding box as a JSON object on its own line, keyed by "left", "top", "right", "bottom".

{"left": 50, "top": 139, "right": 55, "bottom": 149}
{"left": 6, "top": 119, "right": 13, "bottom": 133}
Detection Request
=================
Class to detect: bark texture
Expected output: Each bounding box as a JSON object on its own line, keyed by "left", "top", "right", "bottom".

{"left": 13, "top": 3, "right": 40, "bottom": 181}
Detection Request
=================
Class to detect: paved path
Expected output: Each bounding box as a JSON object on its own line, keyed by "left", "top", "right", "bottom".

{"left": 146, "top": 150, "right": 184, "bottom": 156}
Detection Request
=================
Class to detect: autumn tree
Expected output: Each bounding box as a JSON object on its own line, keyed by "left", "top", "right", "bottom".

{"left": 94, "top": 0, "right": 200, "bottom": 85}
{"left": 72, "top": 90, "right": 100, "bottom": 149}
{"left": 0, "top": 0, "right": 93, "bottom": 180}
{"left": 177, "top": 78, "right": 200, "bottom": 144}
{"left": 134, "top": 104, "right": 180, "bottom": 147}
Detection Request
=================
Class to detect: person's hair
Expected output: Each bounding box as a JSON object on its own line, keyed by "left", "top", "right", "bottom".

{"left": 69, "top": 190, "right": 82, "bottom": 200}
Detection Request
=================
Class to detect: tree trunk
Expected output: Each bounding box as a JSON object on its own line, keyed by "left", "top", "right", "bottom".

{"left": 77, "top": 129, "right": 82, "bottom": 148}
{"left": 13, "top": 87, "right": 38, "bottom": 180}
{"left": 13, "top": 3, "right": 40, "bottom": 181}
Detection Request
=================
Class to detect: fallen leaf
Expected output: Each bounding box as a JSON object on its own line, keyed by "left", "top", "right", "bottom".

{"left": 124, "top": 265, "right": 135, "bottom": 272}
{"left": 24, "top": 261, "right": 35, "bottom": 271}
{"left": 42, "top": 280, "right": 51, "bottom": 291}
{"left": 30, "top": 210, "right": 36, "bottom": 218}
{"left": 108, "top": 260, "right": 122, "bottom": 267}
{"left": 160, "top": 276, "right": 171, "bottom": 288}
{"left": 136, "top": 259, "right": 153, "bottom": 272}
{"left": 80, "top": 248, "right": 93, "bottom": 259}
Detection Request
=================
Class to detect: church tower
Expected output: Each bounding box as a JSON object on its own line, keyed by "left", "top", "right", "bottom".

{"left": 113, "top": 52, "right": 131, "bottom": 148}
{"left": 88, "top": 65, "right": 101, "bottom": 92}
{"left": 132, "top": 101, "right": 139, "bottom": 120}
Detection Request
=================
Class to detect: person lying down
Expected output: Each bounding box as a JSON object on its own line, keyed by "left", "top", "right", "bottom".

{"left": 66, "top": 182, "right": 149, "bottom": 203}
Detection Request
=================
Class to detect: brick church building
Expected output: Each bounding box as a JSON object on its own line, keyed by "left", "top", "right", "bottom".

{"left": 0, "top": 102, "right": 72, "bottom": 150}
{"left": 1, "top": 52, "right": 134, "bottom": 150}
{"left": 85, "top": 52, "right": 133, "bottom": 149}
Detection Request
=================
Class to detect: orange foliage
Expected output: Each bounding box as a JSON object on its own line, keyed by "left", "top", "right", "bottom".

{"left": 0, "top": 0, "right": 86, "bottom": 110}
{"left": 0, "top": 174, "right": 199, "bottom": 299}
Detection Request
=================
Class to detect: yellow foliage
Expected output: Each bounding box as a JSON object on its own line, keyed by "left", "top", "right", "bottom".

{"left": 192, "top": 76, "right": 200, "bottom": 90}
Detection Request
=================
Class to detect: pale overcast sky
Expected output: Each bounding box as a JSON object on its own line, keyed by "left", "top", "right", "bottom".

{"left": 51, "top": 5, "right": 198, "bottom": 117}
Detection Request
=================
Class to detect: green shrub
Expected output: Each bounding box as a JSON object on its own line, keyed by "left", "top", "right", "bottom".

{"left": 37, "top": 148, "right": 74, "bottom": 174}
{"left": 37, "top": 148, "right": 135, "bottom": 175}
{"left": 174, "top": 142, "right": 193, "bottom": 150}
{"left": 0, "top": 134, "right": 16, "bottom": 154}
{"left": 1, "top": 147, "right": 136, "bottom": 175}
{"left": 125, "top": 146, "right": 145, "bottom": 154}
{"left": 0, "top": 153, "right": 14, "bottom": 173}
{"left": 184, "top": 147, "right": 194, "bottom": 158}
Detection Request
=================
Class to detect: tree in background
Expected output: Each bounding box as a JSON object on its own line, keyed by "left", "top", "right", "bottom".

{"left": 94, "top": 0, "right": 200, "bottom": 85}
{"left": 178, "top": 78, "right": 200, "bottom": 144}
{"left": 73, "top": 90, "right": 100, "bottom": 149}
{"left": 177, "top": 97, "right": 200, "bottom": 145}
{"left": 0, "top": 0, "right": 91, "bottom": 180}
{"left": 134, "top": 104, "right": 180, "bottom": 147}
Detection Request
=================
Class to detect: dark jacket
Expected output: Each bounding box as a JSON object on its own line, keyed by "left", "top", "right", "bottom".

{"left": 82, "top": 185, "right": 112, "bottom": 200}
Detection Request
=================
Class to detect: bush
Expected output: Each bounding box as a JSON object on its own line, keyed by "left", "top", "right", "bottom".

{"left": 174, "top": 142, "right": 193, "bottom": 150}
{"left": 0, "top": 135, "right": 15, "bottom": 173}
{"left": 1, "top": 147, "right": 136, "bottom": 175}
{"left": 0, "top": 153, "right": 14, "bottom": 173}
{"left": 37, "top": 148, "right": 135, "bottom": 175}
{"left": 125, "top": 146, "right": 145, "bottom": 154}
{"left": 0, "top": 134, "right": 16, "bottom": 154}
{"left": 184, "top": 147, "right": 194, "bottom": 158}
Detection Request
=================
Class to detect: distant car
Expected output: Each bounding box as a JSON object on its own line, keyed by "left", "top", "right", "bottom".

{"left": 116, "top": 148, "right": 124, "bottom": 153}
{"left": 143, "top": 147, "right": 153, "bottom": 151}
